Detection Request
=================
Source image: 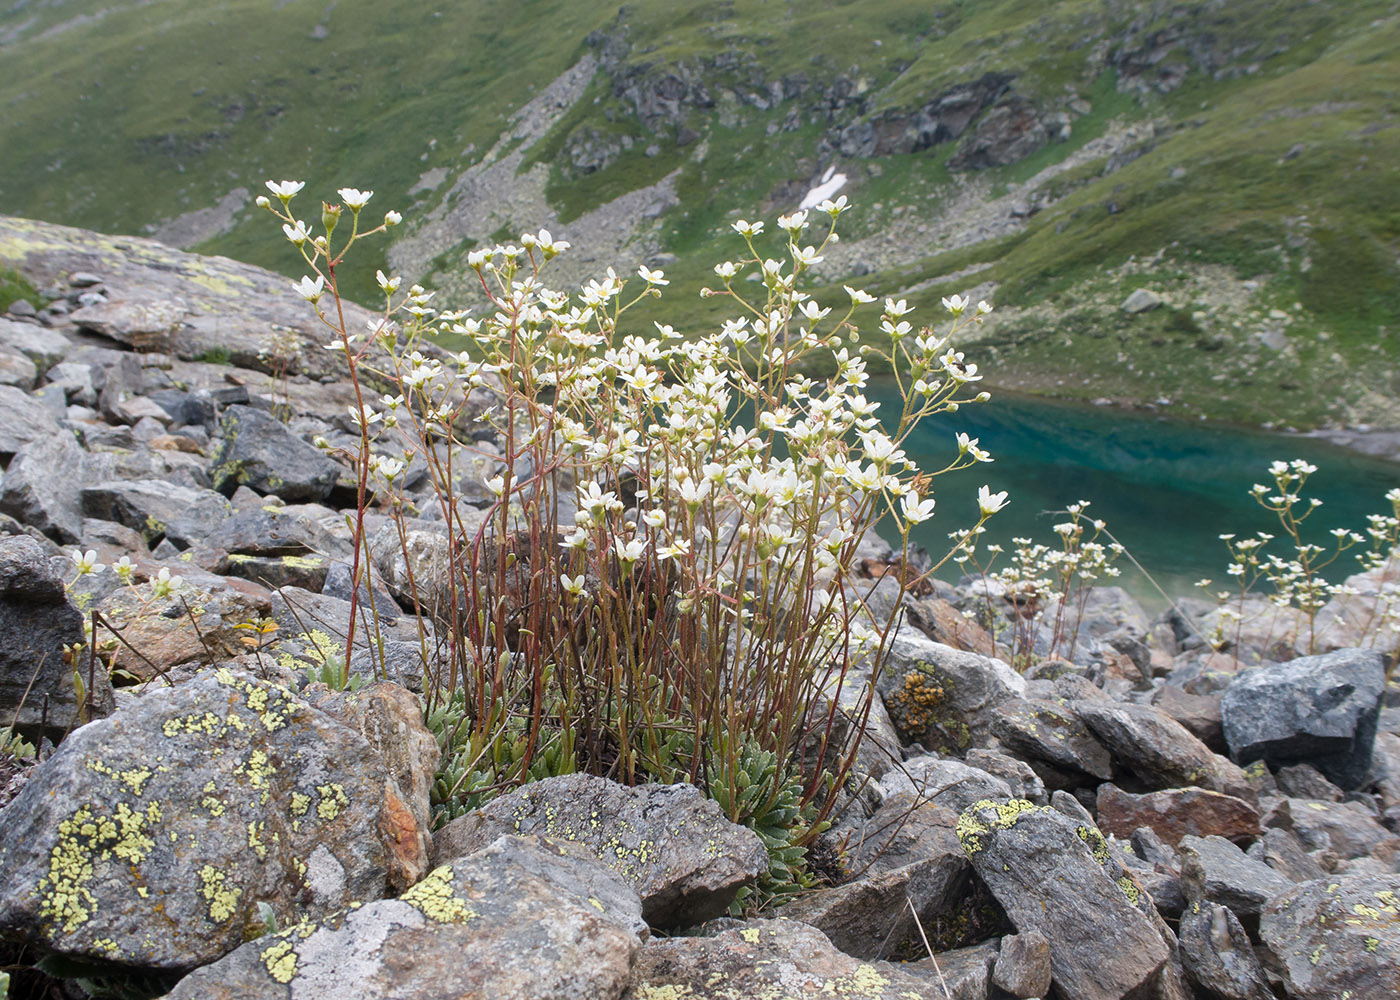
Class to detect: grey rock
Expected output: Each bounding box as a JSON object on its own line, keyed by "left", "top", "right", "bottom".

{"left": 1245, "top": 827, "right": 1326, "bottom": 883}
{"left": 0, "top": 535, "right": 114, "bottom": 743}
{"left": 877, "top": 625, "right": 1025, "bottom": 753}
{"left": 167, "top": 835, "right": 643, "bottom": 1000}
{"left": 1096, "top": 784, "right": 1260, "bottom": 846}
{"left": 0, "top": 348, "right": 36, "bottom": 389}
{"left": 1122, "top": 287, "right": 1163, "bottom": 313}
{"left": 80, "top": 479, "right": 230, "bottom": 548}
{"left": 1075, "top": 699, "right": 1254, "bottom": 800}
{"left": 0, "top": 432, "right": 92, "bottom": 543}
{"left": 877, "top": 755, "right": 1014, "bottom": 814}
{"left": 1151, "top": 684, "right": 1225, "bottom": 752}
{"left": 1262, "top": 796, "right": 1396, "bottom": 859}
{"left": 69, "top": 297, "right": 185, "bottom": 352}
{"left": 623, "top": 919, "right": 943, "bottom": 999}
{"left": 0, "top": 317, "right": 71, "bottom": 371}
{"left": 990, "top": 697, "right": 1114, "bottom": 785}
{"left": 958, "top": 800, "right": 1169, "bottom": 1000}
{"left": 1178, "top": 835, "right": 1292, "bottom": 916}
{"left": 904, "top": 940, "right": 999, "bottom": 999}
{"left": 964, "top": 748, "right": 1047, "bottom": 804}
{"left": 1221, "top": 649, "right": 1387, "bottom": 789}
{"left": 432, "top": 773, "right": 768, "bottom": 928}
{"left": 0, "top": 384, "right": 62, "bottom": 461}
{"left": 1260, "top": 874, "right": 1400, "bottom": 1000}
{"left": 0, "top": 669, "right": 395, "bottom": 971}
{"left": 212, "top": 405, "right": 343, "bottom": 501}
{"left": 1276, "top": 762, "right": 1345, "bottom": 801}
{"left": 993, "top": 928, "right": 1052, "bottom": 999}
{"left": 785, "top": 797, "right": 986, "bottom": 960}
{"left": 1177, "top": 902, "right": 1274, "bottom": 1000}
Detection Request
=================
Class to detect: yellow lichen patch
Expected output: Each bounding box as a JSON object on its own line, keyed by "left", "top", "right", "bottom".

{"left": 887, "top": 670, "right": 945, "bottom": 733}
{"left": 826, "top": 964, "right": 893, "bottom": 994}
{"left": 315, "top": 784, "right": 349, "bottom": 821}
{"left": 38, "top": 803, "right": 159, "bottom": 934}
{"left": 741, "top": 927, "right": 760, "bottom": 943}
{"left": 85, "top": 761, "right": 155, "bottom": 796}
{"left": 197, "top": 865, "right": 242, "bottom": 923}
{"left": 261, "top": 939, "right": 298, "bottom": 984}
{"left": 1075, "top": 825, "right": 1113, "bottom": 866}
{"left": 1117, "top": 876, "right": 1141, "bottom": 905}
{"left": 399, "top": 866, "right": 477, "bottom": 924}
{"left": 248, "top": 822, "right": 269, "bottom": 860}
{"left": 290, "top": 792, "right": 311, "bottom": 817}
{"left": 632, "top": 987, "right": 694, "bottom": 1000}
{"left": 955, "top": 799, "right": 1041, "bottom": 855}
{"left": 91, "top": 938, "right": 122, "bottom": 958}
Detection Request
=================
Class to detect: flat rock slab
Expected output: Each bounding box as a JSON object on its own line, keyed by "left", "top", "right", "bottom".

{"left": 431, "top": 773, "right": 768, "bottom": 929}
{"left": 957, "top": 799, "right": 1168, "bottom": 1000}
{"left": 165, "top": 835, "right": 643, "bottom": 1000}
{"left": 0, "top": 668, "right": 392, "bottom": 971}
{"left": 1260, "top": 874, "right": 1400, "bottom": 1000}
{"left": 622, "top": 918, "right": 944, "bottom": 999}
{"left": 1096, "top": 784, "right": 1260, "bottom": 845}
{"left": 1221, "top": 648, "right": 1387, "bottom": 790}
{"left": 990, "top": 697, "right": 1113, "bottom": 783}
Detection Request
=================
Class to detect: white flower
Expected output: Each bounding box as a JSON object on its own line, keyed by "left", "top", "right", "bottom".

{"left": 614, "top": 537, "right": 646, "bottom": 565}
{"left": 70, "top": 549, "right": 105, "bottom": 576}
{"left": 844, "top": 285, "right": 877, "bottom": 304}
{"left": 732, "top": 219, "right": 765, "bottom": 237}
{"left": 818, "top": 194, "right": 849, "bottom": 215}
{"left": 337, "top": 188, "right": 373, "bottom": 210}
{"left": 150, "top": 567, "right": 183, "bottom": 598}
{"left": 293, "top": 274, "right": 326, "bottom": 303}
{"left": 282, "top": 220, "right": 311, "bottom": 246}
{"left": 638, "top": 265, "right": 669, "bottom": 285}
{"left": 485, "top": 475, "right": 505, "bottom": 497}
{"left": 941, "top": 293, "right": 970, "bottom": 315}
{"left": 374, "top": 455, "right": 405, "bottom": 480}
{"left": 976, "top": 300, "right": 993, "bottom": 315}
{"left": 254, "top": 195, "right": 271, "bottom": 209}
{"left": 884, "top": 298, "right": 913, "bottom": 317}
{"left": 657, "top": 539, "right": 692, "bottom": 560}
{"left": 383, "top": 210, "right": 403, "bottom": 226}
{"left": 793, "top": 245, "right": 823, "bottom": 267}
{"left": 977, "top": 485, "right": 1009, "bottom": 517}
{"left": 113, "top": 555, "right": 135, "bottom": 583}
{"left": 265, "top": 179, "right": 305, "bottom": 200}
{"left": 901, "top": 491, "right": 936, "bottom": 524}
{"left": 642, "top": 509, "right": 667, "bottom": 527}
{"left": 713, "top": 261, "right": 739, "bottom": 279}
{"left": 560, "top": 573, "right": 586, "bottom": 596}
{"left": 376, "top": 269, "right": 401, "bottom": 293}
{"left": 777, "top": 210, "right": 809, "bottom": 233}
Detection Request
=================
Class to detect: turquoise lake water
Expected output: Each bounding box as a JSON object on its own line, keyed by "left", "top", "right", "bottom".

{"left": 862, "top": 385, "right": 1400, "bottom": 605}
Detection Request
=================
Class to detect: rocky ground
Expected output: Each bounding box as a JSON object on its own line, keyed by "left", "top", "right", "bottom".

{"left": 0, "top": 217, "right": 1397, "bottom": 999}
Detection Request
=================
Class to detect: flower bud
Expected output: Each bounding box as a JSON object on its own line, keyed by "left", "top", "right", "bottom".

{"left": 321, "top": 201, "right": 342, "bottom": 238}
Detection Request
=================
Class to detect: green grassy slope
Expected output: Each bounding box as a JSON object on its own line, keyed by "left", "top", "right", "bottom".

{"left": 1, "top": 0, "right": 1397, "bottom": 427}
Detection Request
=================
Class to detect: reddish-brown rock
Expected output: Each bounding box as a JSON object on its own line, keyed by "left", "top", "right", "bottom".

{"left": 1096, "top": 784, "right": 1260, "bottom": 845}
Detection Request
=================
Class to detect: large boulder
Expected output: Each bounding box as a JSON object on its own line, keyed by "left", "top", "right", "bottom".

{"left": 164, "top": 835, "right": 644, "bottom": 1000}
{"left": 0, "top": 433, "right": 98, "bottom": 543}
{"left": 1178, "top": 835, "right": 1291, "bottom": 917}
{"left": 211, "top": 405, "right": 343, "bottom": 501}
{"left": 80, "top": 479, "right": 231, "bottom": 549}
{"left": 1177, "top": 901, "right": 1273, "bottom": 1000}
{"left": 1260, "top": 874, "right": 1400, "bottom": 1000}
{"left": 1221, "top": 648, "right": 1387, "bottom": 789}
{"left": 0, "top": 535, "right": 114, "bottom": 743}
{"left": 431, "top": 773, "right": 768, "bottom": 928}
{"left": 0, "top": 384, "right": 62, "bottom": 462}
{"left": 0, "top": 668, "right": 401, "bottom": 972}
{"left": 956, "top": 800, "right": 1169, "bottom": 1000}
{"left": 1095, "top": 784, "right": 1260, "bottom": 846}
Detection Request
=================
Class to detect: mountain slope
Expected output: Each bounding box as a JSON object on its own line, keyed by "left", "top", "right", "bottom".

{"left": 1, "top": 0, "right": 1397, "bottom": 428}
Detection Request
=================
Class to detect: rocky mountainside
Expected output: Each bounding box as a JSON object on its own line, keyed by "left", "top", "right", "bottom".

{"left": 1, "top": 0, "right": 1398, "bottom": 429}
{"left": 0, "top": 216, "right": 1396, "bottom": 999}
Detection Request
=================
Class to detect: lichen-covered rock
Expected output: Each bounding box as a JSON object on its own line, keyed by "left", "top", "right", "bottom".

{"left": 622, "top": 918, "right": 946, "bottom": 999}
{"left": 165, "top": 835, "right": 644, "bottom": 1000}
{"left": 1259, "top": 874, "right": 1400, "bottom": 1000}
{"left": 1177, "top": 901, "right": 1273, "bottom": 1000}
{"left": 989, "top": 697, "right": 1113, "bottom": 786}
{"left": 431, "top": 773, "right": 767, "bottom": 928}
{"left": 956, "top": 799, "right": 1168, "bottom": 1000}
{"left": 1073, "top": 699, "right": 1254, "bottom": 800}
{"left": 0, "top": 534, "right": 114, "bottom": 743}
{"left": 211, "top": 406, "right": 343, "bottom": 501}
{"left": 876, "top": 625, "right": 1025, "bottom": 753}
{"left": 1221, "top": 648, "right": 1387, "bottom": 790}
{"left": 305, "top": 682, "right": 439, "bottom": 892}
{"left": 0, "top": 668, "right": 394, "bottom": 971}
